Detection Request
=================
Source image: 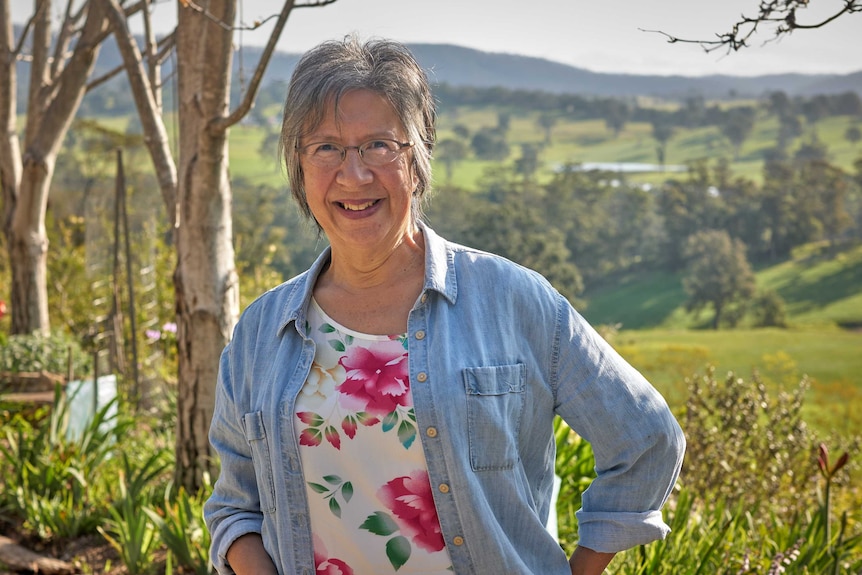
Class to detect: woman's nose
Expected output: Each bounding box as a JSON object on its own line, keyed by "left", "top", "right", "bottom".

{"left": 336, "top": 147, "right": 374, "bottom": 185}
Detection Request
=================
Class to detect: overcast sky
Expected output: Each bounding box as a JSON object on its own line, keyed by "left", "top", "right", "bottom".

{"left": 15, "top": 0, "right": 862, "bottom": 77}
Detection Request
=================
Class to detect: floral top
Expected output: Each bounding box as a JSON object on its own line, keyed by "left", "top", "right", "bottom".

{"left": 294, "top": 299, "right": 453, "bottom": 574}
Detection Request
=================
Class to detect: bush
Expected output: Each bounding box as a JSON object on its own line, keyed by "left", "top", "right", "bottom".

{"left": 752, "top": 288, "right": 788, "bottom": 328}
{"left": 0, "top": 331, "right": 91, "bottom": 378}
{"left": 682, "top": 366, "right": 815, "bottom": 518}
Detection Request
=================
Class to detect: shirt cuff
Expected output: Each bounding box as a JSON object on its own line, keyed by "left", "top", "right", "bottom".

{"left": 575, "top": 509, "right": 670, "bottom": 554}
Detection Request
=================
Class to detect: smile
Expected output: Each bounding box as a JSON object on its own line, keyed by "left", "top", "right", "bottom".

{"left": 339, "top": 200, "right": 379, "bottom": 211}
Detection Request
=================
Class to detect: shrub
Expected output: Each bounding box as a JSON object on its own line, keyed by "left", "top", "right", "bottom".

{"left": 752, "top": 288, "right": 788, "bottom": 328}
{"left": 682, "top": 366, "right": 815, "bottom": 518}
{"left": 0, "top": 331, "right": 91, "bottom": 378}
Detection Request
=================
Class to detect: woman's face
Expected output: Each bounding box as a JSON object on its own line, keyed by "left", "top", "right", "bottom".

{"left": 300, "top": 89, "right": 419, "bottom": 254}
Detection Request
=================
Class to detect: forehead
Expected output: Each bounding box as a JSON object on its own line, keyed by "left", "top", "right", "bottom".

{"left": 306, "top": 89, "right": 404, "bottom": 138}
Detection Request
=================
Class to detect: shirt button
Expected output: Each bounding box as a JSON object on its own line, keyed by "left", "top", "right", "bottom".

{"left": 415, "top": 330, "right": 425, "bottom": 340}
{"left": 416, "top": 372, "right": 428, "bottom": 383}
{"left": 421, "top": 293, "right": 428, "bottom": 303}
{"left": 426, "top": 427, "right": 438, "bottom": 437}
{"left": 438, "top": 483, "right": 450, "bottom": 493}
{"left": 452, "top": 536, "right": 464, "bottom": 546}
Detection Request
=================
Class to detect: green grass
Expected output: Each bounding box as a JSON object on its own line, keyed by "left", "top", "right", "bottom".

{"left": 609, "top": 327, "right": 862, "bottom": 436}
{"left": 581, "top": 242, "right": 862, "bottom": 437}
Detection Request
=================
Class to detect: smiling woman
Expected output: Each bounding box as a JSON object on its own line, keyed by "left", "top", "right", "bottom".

{"left": 204, "top": 36, "right": 685, "bottom": 575}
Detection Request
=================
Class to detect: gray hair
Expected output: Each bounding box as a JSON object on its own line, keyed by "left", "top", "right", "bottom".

{"left": 280, "top": 36, "right": 437, "bottom": 223}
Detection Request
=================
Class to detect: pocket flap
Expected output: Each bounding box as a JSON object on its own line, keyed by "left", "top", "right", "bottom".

{"left": 463, "top": 364, "right": 525, "bottom": 395}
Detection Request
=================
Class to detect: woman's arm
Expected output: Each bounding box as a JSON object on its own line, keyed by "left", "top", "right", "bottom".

{"left": 568, "top": 546, "right": 615, "bottom": 575}
{"left": 226, "top": 533, "right": 279, "bottom": 575}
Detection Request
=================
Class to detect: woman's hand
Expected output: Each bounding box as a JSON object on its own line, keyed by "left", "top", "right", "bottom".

{"left": 569, "top": 545, "right": 615, "bottom": 575}
{"left": 225, "top": 533, "right": 279, "bottom": 575}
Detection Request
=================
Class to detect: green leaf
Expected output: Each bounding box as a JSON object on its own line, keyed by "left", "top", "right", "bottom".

{"left": 319, "top": 323, "right": 336, "bottom": 333}
{"left": 329, "top": 340, "right": 346, "bottom": 352}
{"left": 323, "top": 474, "right": 342, "bottom": 485}
{"left": 386, "top": 535, "right": 412, "bottom": 571}
{"left": 360, "top": 511, "right": 399, "bottom": 536}
{"left": 382, "top": 411, "right": 399, "bottom": 432}
{"left": 341, "top": 481, "right": 354, "bottom": 503}
{"left": 307, "top": 482, "right": 329, "bottom": 494}
{"left": 329, "top": 497, "right": 342, "bottom": 518}
{"left": 397, "top": 420, "right": 417, "bottom": 449}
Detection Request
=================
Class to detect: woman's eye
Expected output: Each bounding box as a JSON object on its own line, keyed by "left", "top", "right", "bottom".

{"left": 366, "top": 140, "right": 392, "bottom": 150}
{"left": 316, "top": 143, "right": 339, "bottom": 153}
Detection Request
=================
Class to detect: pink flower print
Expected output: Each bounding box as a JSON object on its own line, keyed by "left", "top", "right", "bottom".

{"left": 313, "top": 535, "right": 355, "bottom": 575}
{"left": 378, "top": 470, "right": 445, "bottom": 553}
{"left": 338, "top": 341, "right": 410, "bottom": 416}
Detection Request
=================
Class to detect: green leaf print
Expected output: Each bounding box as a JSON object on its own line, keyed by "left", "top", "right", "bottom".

{"left": 328, "top": 497, "right": 342, "bottom": 518}
{"left": 323, "top": 475, "right": 342, "bottom": 485}
{"left": 307, "top": 482, "right": 328, "bottom": 494}
{"left": 360, "top": 511, "right": 399, "bottom": 536}
{"left": 386, "top": 535, "right": 412, "bottom": 571}
{"left": 319, "top": 323, "right": 336, "bottom": 333}
{"left": 328, "top": 340, "right": 346, "bottom": 352}
{"left": 397, "top": 420, "right": 417, "bottom": 449}
{"left": 381, "top": 411, "right": 398, "bottom": 432}
{"left": 341, "top": 481, "right": 354, "bottom": 502}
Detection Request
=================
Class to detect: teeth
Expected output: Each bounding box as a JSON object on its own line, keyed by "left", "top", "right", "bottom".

{"left": 342, "top": 200, "right": 376, "bottom": 211}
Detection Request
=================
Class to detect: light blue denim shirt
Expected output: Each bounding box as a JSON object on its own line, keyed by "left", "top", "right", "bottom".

{"left": 204, "top": 223, "right": 685, "bottom": 575}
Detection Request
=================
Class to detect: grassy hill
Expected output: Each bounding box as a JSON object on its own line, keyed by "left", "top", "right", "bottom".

{"left": 580, "top": 242, "right": 862, "bottom": 436}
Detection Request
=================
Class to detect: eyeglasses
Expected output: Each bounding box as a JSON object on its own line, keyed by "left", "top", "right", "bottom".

{"left": 297, "top": 138, "right": 414, "bottom": 168}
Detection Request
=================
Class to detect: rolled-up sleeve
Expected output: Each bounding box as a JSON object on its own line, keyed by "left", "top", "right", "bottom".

{"left": 204, "top": 341, "right": 265, "bottom": 574}
{"left": 554, "top": 297, "right": 686, "bottom": 554}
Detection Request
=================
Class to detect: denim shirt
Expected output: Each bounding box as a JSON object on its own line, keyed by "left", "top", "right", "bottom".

{"left": 204, "top": 223, "right": 685, "bottom": 575}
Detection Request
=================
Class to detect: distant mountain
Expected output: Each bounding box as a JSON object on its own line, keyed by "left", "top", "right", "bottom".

{"left": 14, "top": 26, "right": 862, "bottom": 99}
{"left": 256, "top": 43, "right": 862, "bottom": 98}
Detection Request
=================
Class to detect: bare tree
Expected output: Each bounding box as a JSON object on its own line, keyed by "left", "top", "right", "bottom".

{"left": 646, "top": 0, "right": 862, "bottom": 53}
{"left": 0, "top": 0, "right": 146, "bottom": 334}
{"left": 107, "top": 0, "right": 339, "bottom": 491}
{"left": 3, "top": 0, "right": 339, "bottom": 491}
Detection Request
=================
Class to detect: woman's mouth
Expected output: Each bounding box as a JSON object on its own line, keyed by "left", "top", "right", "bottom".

{"left": 339, "top": 200, "right": 379, "bottom": 211}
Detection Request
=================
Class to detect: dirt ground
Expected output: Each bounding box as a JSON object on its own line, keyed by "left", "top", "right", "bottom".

{"left": 0, "top": 523, "right": 136, "bottom": 575}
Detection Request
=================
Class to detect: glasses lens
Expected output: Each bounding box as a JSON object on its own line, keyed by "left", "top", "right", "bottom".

{"left": 360, "top": 140, "right": 399, "bottom": 166}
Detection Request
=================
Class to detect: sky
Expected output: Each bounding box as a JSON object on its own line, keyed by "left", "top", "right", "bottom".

{"left": 14, "top": 0, "right": 862, "bottom": 77}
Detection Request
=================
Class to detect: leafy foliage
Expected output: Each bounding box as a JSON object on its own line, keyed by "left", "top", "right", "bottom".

{"left": 0, "top": 331, "right": 90, "bottom": 377}
{"left": 682, "top": 230, "right": 756, "bottom": 329}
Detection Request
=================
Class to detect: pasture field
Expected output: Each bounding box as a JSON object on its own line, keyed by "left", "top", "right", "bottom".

{"left": 225, "top": 107, "right": 862, "bottom": 191}
{"left": 583, "top": 242, "right": 862, "bottom": 436}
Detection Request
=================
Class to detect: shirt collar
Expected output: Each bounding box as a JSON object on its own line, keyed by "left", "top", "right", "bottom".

{"left": 276, "top": 220, "right": 458, "bottom": 337}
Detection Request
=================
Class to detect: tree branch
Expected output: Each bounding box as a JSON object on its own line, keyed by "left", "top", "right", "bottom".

{"left": 645, "top": 0, "right": 861, "bottom": 54}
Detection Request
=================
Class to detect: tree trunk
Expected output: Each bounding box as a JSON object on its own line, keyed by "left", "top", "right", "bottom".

{"left": 1, "top": 0, "right": 109, "bottom": 335}
{"left": 173, "top": 0, "right": 240, "bottom": 491}
{"left": 8, "top": 161, "right": 52, "bottom": 333}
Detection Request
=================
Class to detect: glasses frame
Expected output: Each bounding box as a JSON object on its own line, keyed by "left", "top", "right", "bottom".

{"left": 297, "top": 138, "right": 415, "bottom": 168}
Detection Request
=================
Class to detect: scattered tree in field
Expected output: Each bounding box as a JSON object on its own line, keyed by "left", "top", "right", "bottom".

{"left": 651, "top": 120, "right": 675, "bottom": 166}
{"left": 452, "top": 123, "right": 471, "bottom": 140}
{"left": 514, "top": 143, "right": 541, "bottom": 183}
{"left": 777, "top": 113, "right": 803, "bottom": 151}
{"left": 752, "top": 289, "right": 788, "bottom": 328}
{"left": 471, "top": 127, "right": 510, "bottom": 161}
{"left": 604, "top": 100, "right": 630, "bottom": 137}
{"left": 846, "top": 126, "right": 862, "bottom": 147}
{"left": 435, "top": 138, "right": 469, "bottom": 182}
{"left": 537, "top": 112, "right": 558, "bottom": 144}
{"left": 682, "top": 230, "right": 756, "bottom": 329}
{"left": 721, "top": 106, "right": 757, "bottom": 159}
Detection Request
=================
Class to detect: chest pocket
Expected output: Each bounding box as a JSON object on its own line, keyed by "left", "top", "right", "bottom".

{"left": 242, "top": 411, "right": 277, "bottom": 514}
{"left": 463, "top": 363, "right": 526, "bottom": 471}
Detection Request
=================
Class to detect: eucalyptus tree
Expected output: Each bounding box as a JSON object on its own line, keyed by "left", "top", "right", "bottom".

{"left": 105, "top": 0, "right": 339, "bottom": 491}
{"left": 3, "top": 0, "right": 339, "bottom": 492}
{"left": 0, "top": 0, "right": 143, "bottom": 335}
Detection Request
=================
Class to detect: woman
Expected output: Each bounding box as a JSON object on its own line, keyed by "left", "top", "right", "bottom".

{"left": 204, "top": 37, "right": 685, "bottom": 575}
